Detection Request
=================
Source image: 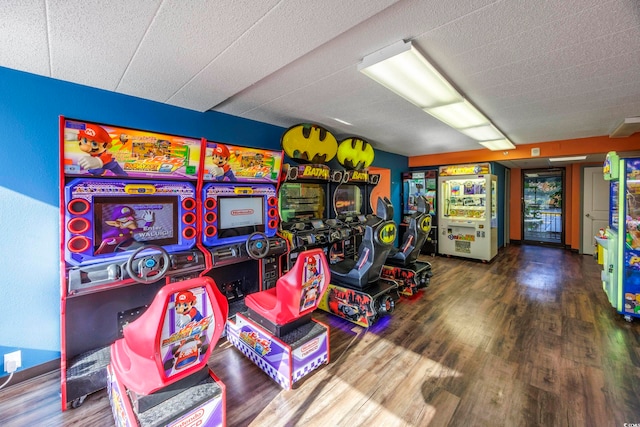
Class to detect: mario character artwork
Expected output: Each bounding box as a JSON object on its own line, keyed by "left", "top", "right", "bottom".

{"left": 77, "top": 124, "right": 128, "bottom": 176}
{"left": 175, "top": 290, "right": 204, "bottom": 327}
{"left": 210, "top": 144, "right": 236, "bottom": 181}
{"left": 95, "top": 206, "right": 154, "bottom": 255}
{"left": 300, "top": 256, "right": 322, "bottom": 310}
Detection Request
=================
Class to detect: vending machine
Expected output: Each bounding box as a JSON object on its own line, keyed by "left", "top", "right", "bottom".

{"left": 438, "top": 163, "right": 497, "bottom": 262}
{"left": 401, "top": 170, "right": 437, "bottom": 255}
{"left": 602, "top": 152, "right": 640, "bottom": 321}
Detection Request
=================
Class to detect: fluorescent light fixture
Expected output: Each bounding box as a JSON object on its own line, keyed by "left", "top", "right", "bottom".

{"left": 479, "top": 139, "right": 516, "bottom": 151}
{"left": 359, "top": 40, "right": 515, "bottom": 150}
{"left": 358, "top": 40, "right": 461, "bottom": 108}
{"left": 459, "top": 124, "right": 504, "bottom": 141}
{"left": 424, "top": 100, "right": 487, "bottom": 129}
{"left": 549, "top": 156, "right": 587, "bottom": 162}
{"left": 610, "top": 117, "right": 640, "bottom": 138}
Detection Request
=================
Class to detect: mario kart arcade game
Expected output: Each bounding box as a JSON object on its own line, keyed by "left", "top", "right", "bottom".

{"left": 200, "top": 141, "right": 288, "bottom": 317}
{"left": 196, "top": 135, "right": 331, "bottom": 390}
{"left": 60, "top": 118, "right": 228, "bottom": 425}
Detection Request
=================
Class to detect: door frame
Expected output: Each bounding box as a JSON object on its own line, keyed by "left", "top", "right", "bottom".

{"left": 520, "top": 168, "right": 565, "bottom": 247}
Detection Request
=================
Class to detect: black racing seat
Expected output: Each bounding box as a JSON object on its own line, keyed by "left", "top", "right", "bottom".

{"left": 330, "top": 197, "right": 397, "bottom": 289}
{"left": 387, "top": 195, "right": 431, "bottom": 266}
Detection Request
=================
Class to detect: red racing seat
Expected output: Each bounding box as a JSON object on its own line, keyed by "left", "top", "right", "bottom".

{"left": 244, "top": 248, "right": 329, "bottom": 330}
{"left": 110, "top": 277, "right": 228, "bottom": 396}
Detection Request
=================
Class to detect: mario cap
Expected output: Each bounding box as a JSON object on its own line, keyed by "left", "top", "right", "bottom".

{"left": 176, "top": 291, "right": 196, "bottom": 304}
{"left": 78, "top": 124, "right": 112, "bottom": 144}
{"left": 212, "top": 144, "right": 230, "bottom": 157}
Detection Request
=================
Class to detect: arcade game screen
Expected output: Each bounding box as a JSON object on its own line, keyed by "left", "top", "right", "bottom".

{"left": 333, "top": 184, "right": 363, "bottom": 216}
{"left": 218, "top": 196, "right": 265, "bottom": 230}
{"left": 93, "top": 196, "right": 178, "bottom": 254}
{"left": 279, "top": 183, "right": 326, "bottom": 223}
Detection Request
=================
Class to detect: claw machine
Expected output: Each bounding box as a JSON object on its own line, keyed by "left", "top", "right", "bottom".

{"left": 438, "top": 163, "right": 497, "bottom": 262}
{"left": 401, "top": 170, "right": 437, "bottom": 255}
{"left": 604, "top": 153, "right": 640, "bottom": 321}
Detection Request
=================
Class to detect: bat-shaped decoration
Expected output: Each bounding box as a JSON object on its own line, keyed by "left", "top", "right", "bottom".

{"left": 336, "top": 137, "right": 375, "bottom": 170}
{"left": 281, "top": 123, "right": 337, "bottom": 164}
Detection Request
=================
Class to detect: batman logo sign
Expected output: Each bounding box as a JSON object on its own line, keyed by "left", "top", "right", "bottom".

{"left": 281, "top": 123, "right": 337, "bottom": 164}
{"left": 336, "top": 137, "right": 375, "bottom": 170}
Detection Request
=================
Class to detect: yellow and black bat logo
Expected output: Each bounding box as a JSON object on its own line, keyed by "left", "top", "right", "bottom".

{"left": 336, "top": 137, "right": 375, "bottom": 170}
{"left": 420, "top": 215, "right": 432, "bottom": 233}
{"left": 281, "top": 123, "right": 337, "bottom": 164}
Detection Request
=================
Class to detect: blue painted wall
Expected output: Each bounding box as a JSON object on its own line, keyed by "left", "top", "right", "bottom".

{"left": 0, "top": 66, "right": 407, "bottom": 373}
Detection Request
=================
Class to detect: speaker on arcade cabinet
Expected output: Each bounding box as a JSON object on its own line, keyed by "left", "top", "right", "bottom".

{"left": 330, "top": 170, "right": 344, "bottom": 183}
{"left": 369, "top": 174, "right": 380, "bottom": 185}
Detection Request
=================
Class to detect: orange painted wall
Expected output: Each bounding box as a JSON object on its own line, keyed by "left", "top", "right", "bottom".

{"left": 409, "top": 134, "right": 640, "bottom": 168}
{"left": 369, "top": 166, "right": 391, "bottom": 211}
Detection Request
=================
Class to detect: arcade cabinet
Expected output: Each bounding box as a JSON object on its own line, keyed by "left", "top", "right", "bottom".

{"left": 601, "top": 152, "right": 640, "bottom": 322}
{"left": 278, "top": 124, "right": 345, "bottom": 268}
{"left": 328, "top": 169, "right": 380, "bottom": 264}
{"left": 226, "top": 248, "right": 331, "bottom": 389}
{"left": 199, "top": 142, "right": 288, "bottom": 317}
{"left": 107, "top": 277, "right": 228, "bottom": 426}
{"left": 318, "top": 197, "right": 399, "bottom": 327}
{"left": 438, "top": 163, "right": 498, "bottom": 262}
{"left": 381, "top": 195, "right": 433, "bottom": 296}
{"left": 60, "top": 118, "right": 209, "bottom": 410}
{"left": 401, "top": 170, "right": 438, "bottom": 256}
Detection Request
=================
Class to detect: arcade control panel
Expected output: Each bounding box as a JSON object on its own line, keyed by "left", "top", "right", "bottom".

{"left": 67, "top": 249, "right": 206, "bottom": 294}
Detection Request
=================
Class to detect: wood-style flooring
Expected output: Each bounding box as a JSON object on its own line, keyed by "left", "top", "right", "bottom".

{"left": 2, "top": 244, "right": 640, "bottom": 426}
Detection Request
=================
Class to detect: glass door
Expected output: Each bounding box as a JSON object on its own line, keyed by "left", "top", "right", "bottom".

{"left": 522, "top": 169, "right": 564, "bottom": 245}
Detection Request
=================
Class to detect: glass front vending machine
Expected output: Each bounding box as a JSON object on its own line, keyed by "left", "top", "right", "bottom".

{"left": 438, "top": 163, "right": 497, "bottom": 262}
{"left": 603, "top": 152, "right": 640, "bottom": 321}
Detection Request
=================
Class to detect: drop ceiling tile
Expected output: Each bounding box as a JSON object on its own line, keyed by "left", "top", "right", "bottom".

{"left": 0, "top": 1, "right": 50, "bottom": 75}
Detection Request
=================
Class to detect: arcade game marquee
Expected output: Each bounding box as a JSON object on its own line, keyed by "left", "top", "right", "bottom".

{"left": 199, "top": 140, "right": 288, "bottom": 317}
{"left": 60, "top": 118, "right": 227, "bottom": 426}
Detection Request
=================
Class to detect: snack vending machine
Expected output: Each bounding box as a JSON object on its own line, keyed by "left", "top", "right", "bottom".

{"left": 401, "top": 170, "right": 437, "bottom": 255}
{"left": 602, "top": 152, "right": 640, "bottom": 321}
{"left": 438, "top": 164, "right": 497, "bottom": 262}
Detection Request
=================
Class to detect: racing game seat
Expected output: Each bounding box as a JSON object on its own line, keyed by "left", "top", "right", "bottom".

{"left": 110, "top": 277, "right": 228, "bottom": 398}
{"left": 244, "top": 248, "right": 330, "bottom": 336}
{"left": 387, "top": 195, "right": 431, "bottom": 266}
{"left": 329, "top": 197, "right": 396, "bottom": 289}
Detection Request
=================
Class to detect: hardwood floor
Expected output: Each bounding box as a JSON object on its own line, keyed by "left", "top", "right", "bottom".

{"left": 2, "top": 244, "right": 640, "bottom": 426}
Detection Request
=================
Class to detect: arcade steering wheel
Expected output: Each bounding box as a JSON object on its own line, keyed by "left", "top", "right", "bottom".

{"left": 125, "top": 245, "right": 171, "bottom": 284}
{"left": 245, "top": 232, "right": 270, "bottom": 260}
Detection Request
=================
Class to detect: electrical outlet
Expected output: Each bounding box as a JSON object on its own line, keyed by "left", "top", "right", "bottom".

{"left": 4, "top": 350, "right": 21, "bottom": 373}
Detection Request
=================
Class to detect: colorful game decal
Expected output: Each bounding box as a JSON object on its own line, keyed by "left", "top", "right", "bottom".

{"left": 625, "top": 292, "right": 640, "bottom": 314}
{"left": 203, "top": 141, "right": 283, "bottom": 183}
{"left": 281, "top": 123, "right": 337, "bottom": 164}
{"left": 319, "top": 285, "right": 374, "bottom": 327}
{"left": 439, "top": 163, "right": 491, "bottom": 176}
{"left": 345, "top": 169, "right": 369, "bottom": 183}
{"left": 300, "top": 252, "right": 325, "bottom": 311}
{"left": 63, "top": 119, "right": 201, "bottom": 179}
{"left": 160, "top": 287, "right": 215, "bottom": 379}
